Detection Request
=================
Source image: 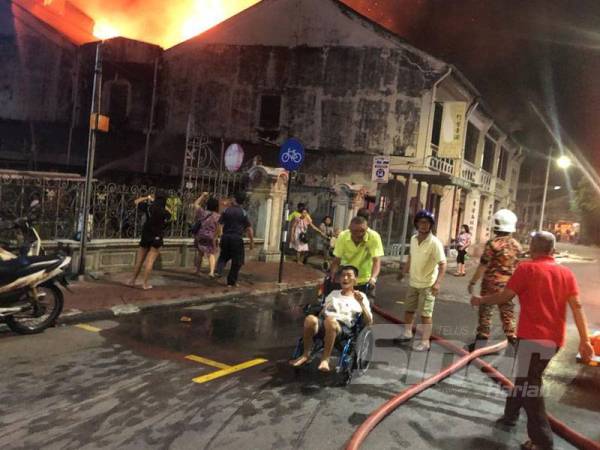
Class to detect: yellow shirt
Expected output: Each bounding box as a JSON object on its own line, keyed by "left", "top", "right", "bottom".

{"left": 288, "top": 211, "right": 312, "bottom": 222}
{"left": 409, "top": 233, "right": 446, "bottom": 288}
{"left": 333, "top": 228, "right": 384, "bottom": 285}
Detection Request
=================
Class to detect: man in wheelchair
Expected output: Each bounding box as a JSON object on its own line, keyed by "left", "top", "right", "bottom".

{"left": 289, "top": 265, "right": 373, "bottom": 373}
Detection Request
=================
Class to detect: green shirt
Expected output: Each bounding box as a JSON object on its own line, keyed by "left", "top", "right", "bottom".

{"left": 333, "top": 228, "right": 384, "bottom": 284}
{"left": 288, "top": 211, "right": 312, "bottom": 222}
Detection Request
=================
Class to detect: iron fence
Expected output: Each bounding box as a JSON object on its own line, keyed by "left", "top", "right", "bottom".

{"left": 0, "top": 168, "right": 251, "bottom": 241}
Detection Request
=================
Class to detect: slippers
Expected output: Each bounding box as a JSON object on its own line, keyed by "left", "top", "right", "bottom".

{"left": 142, "top": 285, "right": 153, "bottom": 290}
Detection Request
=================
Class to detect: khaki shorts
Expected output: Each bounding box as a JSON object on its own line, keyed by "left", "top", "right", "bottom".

{"left": 405, "top": 286, "right": 436, "bottom": 318}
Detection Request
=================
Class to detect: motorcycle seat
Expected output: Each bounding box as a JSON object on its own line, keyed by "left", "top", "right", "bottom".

{"left": 0, "top": 255, "right": 63, "bottom": 285}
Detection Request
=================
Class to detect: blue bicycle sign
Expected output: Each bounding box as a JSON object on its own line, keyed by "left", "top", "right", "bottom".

{"left": 279, "top": 138, "right": 305, "bottom": 171}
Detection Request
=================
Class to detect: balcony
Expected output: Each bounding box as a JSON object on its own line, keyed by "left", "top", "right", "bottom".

{"left": 457, "top": 160, "right": 477, "bottom": 184}
{"left": 479, "top": 169, "right": 493, "bottom": 193}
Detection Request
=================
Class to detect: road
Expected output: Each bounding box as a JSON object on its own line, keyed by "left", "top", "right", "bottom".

{"left": 0, "top": 244, "right": 598, "bottom": 449}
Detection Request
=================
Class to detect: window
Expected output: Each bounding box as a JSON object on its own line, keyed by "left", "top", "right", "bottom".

{"left": 259, "top": 95, "right": 281, "bottom": 129}
{"left": 430, "top": 102, "right": 443, "bottom": 147}
{"left": 482, "top": 137, "right": 495, "bottom": 173}
{"left": 497, "top": 147, "right": 509, "bottom": 180}
{"left": 464, "top": 122, "right": 479, "bottom": 163}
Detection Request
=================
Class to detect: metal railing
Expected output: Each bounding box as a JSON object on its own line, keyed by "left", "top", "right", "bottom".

{"left": 479, "top": 170, "right": 494, "bottom": 193}
{"left": 0, "top": 169, "right": 252, "bottom": 241}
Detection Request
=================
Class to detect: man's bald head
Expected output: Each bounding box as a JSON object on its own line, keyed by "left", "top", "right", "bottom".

{"left": 530, "top": 231, "right": 556, "bottom": 255}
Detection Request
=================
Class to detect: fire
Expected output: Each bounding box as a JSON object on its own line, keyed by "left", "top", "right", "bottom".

{"left": 73, "top": 0, "right": 260, "bottom": 48}
{"left": 93, "top": 21, "right": 120, "bottom": 40}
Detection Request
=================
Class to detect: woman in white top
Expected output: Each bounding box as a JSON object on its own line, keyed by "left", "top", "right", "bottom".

{"left": 290, "top": 265, "right": 373, "bottom": 372}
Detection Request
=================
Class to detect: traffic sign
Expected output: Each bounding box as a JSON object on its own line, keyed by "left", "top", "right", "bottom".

{"left": 279, "top": 138, "right": 305, "bottom": 171}
{"left": 371, "top": 156, "right": 390, "bottom": 183}
{"left": 224, "top": 143, "right": 244, "bottom": 172}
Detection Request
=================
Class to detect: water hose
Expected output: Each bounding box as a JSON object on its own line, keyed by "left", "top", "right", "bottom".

{"left": 345, "top": 305, "right": 600, "bottom": 450}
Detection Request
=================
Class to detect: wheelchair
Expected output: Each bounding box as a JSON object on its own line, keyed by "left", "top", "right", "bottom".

{"left": 290, "top": 276, "right": 374, "bottom": 385}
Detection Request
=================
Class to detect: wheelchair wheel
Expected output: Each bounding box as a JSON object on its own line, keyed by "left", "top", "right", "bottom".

{"left": 355, "top": 327, "right": 374, "bottom": 376}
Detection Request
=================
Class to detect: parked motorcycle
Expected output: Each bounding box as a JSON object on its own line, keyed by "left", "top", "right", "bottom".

{"left": 0, "top": 217, "right": 71, "bottom": 334}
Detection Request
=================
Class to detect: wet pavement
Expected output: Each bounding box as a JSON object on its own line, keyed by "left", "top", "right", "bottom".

{"left": 1, "top": 244, "right": 599, "bottom": 449}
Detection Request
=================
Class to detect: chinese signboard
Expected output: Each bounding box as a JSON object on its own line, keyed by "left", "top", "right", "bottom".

{"left": 438, "top": 101, "right": 467, "bottom": 158}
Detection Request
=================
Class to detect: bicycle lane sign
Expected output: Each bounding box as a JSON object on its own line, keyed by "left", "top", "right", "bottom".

{"left": 279, "top": 138, "right": 305, "bottom": 171}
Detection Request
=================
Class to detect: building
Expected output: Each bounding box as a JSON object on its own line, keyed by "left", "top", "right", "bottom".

{"left": 158, "top": 0, "right": 525, "bottom": 248}
{"left": 1, "top": 0, "right": 526, "bottom": 252}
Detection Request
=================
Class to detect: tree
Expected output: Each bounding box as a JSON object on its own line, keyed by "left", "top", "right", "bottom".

{"left": 572, "top": 179, "right": 600, "bottom": 244}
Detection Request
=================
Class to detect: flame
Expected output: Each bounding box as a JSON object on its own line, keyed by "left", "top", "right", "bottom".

{"left": 93, "top": 21, "right": 120, "bottom": 40}
{"left": 73, "top": 0, "right": 260, "bottom": 48}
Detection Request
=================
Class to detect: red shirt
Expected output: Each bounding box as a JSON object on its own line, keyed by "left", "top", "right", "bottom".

{"left": 507, "top": 256, "right": 579, "bottom": 348}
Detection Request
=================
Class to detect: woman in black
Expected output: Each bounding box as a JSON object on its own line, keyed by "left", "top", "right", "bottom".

{"left": 128, "top": 192, "right": 170, "bottom": 289}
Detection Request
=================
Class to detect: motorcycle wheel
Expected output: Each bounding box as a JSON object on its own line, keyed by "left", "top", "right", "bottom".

{"left": 6, "top": 285, "right": 64, "bottom": 334}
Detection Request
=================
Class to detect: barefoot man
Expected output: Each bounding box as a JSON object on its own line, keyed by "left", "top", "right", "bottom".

{"left": 290, "top": 265, "right": 373, "bottom": 372}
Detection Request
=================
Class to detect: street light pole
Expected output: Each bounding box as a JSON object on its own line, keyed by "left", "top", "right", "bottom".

{"left": 538, "top": 149, "right": 552, "bottom": 231}
{"left": 78, "top": 42, "right": 103, "bottom": 276}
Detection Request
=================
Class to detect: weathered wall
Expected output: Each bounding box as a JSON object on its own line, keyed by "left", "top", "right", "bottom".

{"left": 160, "top": 44, "right": 442, "bottom": 158}
{"left": 0, "top": 1, "right": 76, "bottom": 123}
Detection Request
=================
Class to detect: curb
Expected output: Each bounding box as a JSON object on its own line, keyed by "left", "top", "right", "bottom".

{"left": 57, "top": 280, "right": 321, "bottom": 326}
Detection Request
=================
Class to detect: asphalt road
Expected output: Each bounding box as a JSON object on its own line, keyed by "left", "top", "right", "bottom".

{"left": 1, "top": 244, "right": 598, "bottom": 450}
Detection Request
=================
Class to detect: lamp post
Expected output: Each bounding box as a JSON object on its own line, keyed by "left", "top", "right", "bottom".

{"left": 539, "top": 150, "right": 571, "bottom": 231}
{"left": 78, "top": 41, "right": 103, "bottom": 276}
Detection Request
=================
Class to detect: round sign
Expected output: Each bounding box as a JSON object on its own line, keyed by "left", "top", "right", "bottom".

{"left": 279, "top": 138, "right": 305, "bottom": 171}
{"left": 224, "top": 143, "right": 244, "bottom": 172}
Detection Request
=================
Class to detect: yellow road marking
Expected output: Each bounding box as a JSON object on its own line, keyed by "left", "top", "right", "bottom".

{"left": 75, "top": 323, "right": 102, "bottom": 333}
{"left": 192, "top": 358, "right": 268, "bottom": 384}
{"left": 185, "top": 354, "right": 231, "bottom": 370}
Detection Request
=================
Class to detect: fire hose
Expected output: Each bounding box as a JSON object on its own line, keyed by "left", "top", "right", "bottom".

{"left": 346, "top": 305, "right": 600, "bottom": 450}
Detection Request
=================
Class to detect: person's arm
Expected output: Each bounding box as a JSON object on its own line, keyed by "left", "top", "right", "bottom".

{"left": 398, "top": 255, "right": 410, "bottom": 280}
{"left": 193, "top": 192, "right": 209, "bottom": 210}
{"left": 567, "top": 295, "right": 594, "bottom": 362}
{"left": 369, "top": 257, "right": 381, "bottom": 286}
{"left": 354, "top": 291, "right": 373, "bottom": 326}
{"left": 246, "top": 225, "right": 254, "bottom": 250}
{"left": 289, "top": 219, "right": 298, "bottom": 244}
{"left": 432, "top": 261, "right": 446, "bottom": 296}
{"left": 134, "top": 195, "right": 153, "bottom": 206}
{"left": 468, "top": 264, "right": 486, "bottom": 294}
{"left": 471, "top": 287, "right": 516, "bottom": 306}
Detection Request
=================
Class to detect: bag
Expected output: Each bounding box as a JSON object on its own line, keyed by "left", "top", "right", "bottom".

{"left": 299, "top": 231, "right": 309, "bottom": 243}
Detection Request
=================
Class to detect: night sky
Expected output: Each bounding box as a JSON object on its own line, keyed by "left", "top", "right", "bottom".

{"left": 344, "top": 0, "right": 600, "bottom": 169}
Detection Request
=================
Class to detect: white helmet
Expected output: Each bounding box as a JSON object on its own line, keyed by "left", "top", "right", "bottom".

{"left": 493, "top": 209, "right": 517, "bottom": 233}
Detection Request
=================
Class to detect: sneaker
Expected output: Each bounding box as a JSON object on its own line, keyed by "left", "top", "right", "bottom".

{"left": 393, "top": 328, "right": 413, "bottom": 344}
{"left": 412, "top": 340, "right": 431, "bottom": 352}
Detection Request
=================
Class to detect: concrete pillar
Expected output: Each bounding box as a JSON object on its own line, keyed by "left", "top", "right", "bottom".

{"left": 247, "top": 165, "right": 288, "bottom": 262}
{"left": 436, "top": 185, "right": 455, "bottom": 245}
{"left": 478, "top": 195, "right": 495, "bottom": 243}
{"left": 465, "top": 189, "right": 481, "bottom": 244}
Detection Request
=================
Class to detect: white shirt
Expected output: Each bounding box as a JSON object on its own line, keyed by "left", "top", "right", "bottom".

{"left": 409, "top": 233, "right": 446, "bottom": 288}
{"left": 322, "top": 290, "right": 372, "bottom": 328}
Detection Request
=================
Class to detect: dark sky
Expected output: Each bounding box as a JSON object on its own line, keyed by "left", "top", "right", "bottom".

{"left": 344, "top": 0, "right": 600, "bottom": 169}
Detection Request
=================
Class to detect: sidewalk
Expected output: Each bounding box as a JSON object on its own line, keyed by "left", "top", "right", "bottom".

{"left": 59, "top": 261, "right": 323, "bottom": 324}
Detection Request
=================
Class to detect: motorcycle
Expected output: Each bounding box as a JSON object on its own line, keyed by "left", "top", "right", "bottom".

{"left": 0, "top": 217, "right": 71, "bottom": 334}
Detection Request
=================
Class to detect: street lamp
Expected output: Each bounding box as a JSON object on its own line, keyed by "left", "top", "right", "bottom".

{"left": 539, "top": 151, "right": 572, "bottom": 231}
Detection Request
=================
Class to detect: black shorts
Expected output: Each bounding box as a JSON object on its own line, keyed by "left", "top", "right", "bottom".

{"left": 140, "top": 235, "right": 163, "bottom": 249}
{"left": 316, "top": 316, "right": 352, "bottom": 341}
{"left": 457, "top": 249, "right": 467, "bottom": 264}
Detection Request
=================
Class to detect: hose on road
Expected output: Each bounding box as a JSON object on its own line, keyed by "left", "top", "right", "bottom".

{"left": 345, "top": 305, "right": 600, "bottom": 450}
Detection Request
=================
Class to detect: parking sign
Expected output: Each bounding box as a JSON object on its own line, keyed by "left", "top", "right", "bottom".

{"left": 371, "top": 156, "right": 390, "bottom": 183}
